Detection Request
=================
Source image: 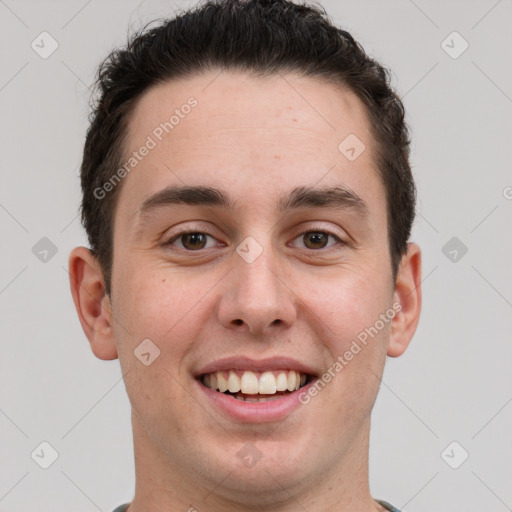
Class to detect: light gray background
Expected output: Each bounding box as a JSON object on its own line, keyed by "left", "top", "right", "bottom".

{"left": 1, "top": 0, "right": 511, "bottom": 511}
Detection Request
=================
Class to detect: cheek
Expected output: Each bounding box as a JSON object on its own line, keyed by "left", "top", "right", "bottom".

{"left": 305, "top": 270, "right": 390, "bottom": 346}
{"left": 115, "top": 263, "right": 207, "bottom": 342}
{"left": 302, "top": 268, "right": 391, "bottom": 413}
{"left": 111, "top": 268, "right": 203, "bottom": 425}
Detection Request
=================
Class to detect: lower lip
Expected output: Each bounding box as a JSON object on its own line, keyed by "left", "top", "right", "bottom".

{"left": 195, "top": 378, "right": 315, "bottom": 423}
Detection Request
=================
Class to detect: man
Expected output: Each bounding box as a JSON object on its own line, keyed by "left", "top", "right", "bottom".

{"left": 68, "top": 0, "right": 422, "bottom": 510}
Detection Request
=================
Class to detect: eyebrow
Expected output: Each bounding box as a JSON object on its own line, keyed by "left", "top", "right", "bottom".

{"left": 137, "top": 184, "right": 369, "bottom": 221}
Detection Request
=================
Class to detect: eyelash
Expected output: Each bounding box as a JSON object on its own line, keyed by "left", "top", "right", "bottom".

{"left": 163, "top": 227, "right": 346, "bottom": 252}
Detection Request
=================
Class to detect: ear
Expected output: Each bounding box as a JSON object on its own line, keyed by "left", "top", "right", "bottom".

{"left": 68, "top": 246, "right": 118, "bottom": 360}
{"left": 387, "top": 242, "right": 422, "bottom": 357}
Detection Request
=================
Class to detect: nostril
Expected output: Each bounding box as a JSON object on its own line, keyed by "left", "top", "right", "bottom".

{"left": 233, "top": 319, "right": 243, "bottom": 325}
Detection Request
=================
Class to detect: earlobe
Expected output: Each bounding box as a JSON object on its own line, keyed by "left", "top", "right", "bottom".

{"left": 387, "top": 242, "right": 422, "bottom": 358}
{"left": 68, "top": 246, "right": 118, "bottom": 361}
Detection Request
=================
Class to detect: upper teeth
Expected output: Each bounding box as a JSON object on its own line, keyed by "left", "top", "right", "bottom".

{"left": 202, "top": 370, "right": 307, "bottom": 395}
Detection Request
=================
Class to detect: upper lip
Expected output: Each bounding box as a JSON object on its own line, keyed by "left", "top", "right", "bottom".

{"left": 194, "top": 356, "right": 319, "bottom": 378}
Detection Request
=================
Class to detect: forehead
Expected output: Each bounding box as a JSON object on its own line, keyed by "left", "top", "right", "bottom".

{"left": 115, "top": 70, "right": 385, "bottom": 225}
{"left": 125, "top": 70, "right": 372, "bottom": 155}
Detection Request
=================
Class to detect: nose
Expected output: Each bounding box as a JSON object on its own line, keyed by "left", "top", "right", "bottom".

{"left": 217, "top": 243, "right": 297, "bottom": 336}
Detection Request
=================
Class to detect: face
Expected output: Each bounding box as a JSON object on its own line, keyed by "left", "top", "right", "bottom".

{"left": 72, "top": 70, "right": 420, "bottom": 507}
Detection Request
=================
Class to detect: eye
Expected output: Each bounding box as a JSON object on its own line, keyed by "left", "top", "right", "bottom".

{"left": 163, "top": 228, "right": 346, "bottom": 252}
{"left": 291, "top": 230, "right": 344, "bottom": 250}
{"left": 164, "top": 231, "right": 219, "bottom": 251}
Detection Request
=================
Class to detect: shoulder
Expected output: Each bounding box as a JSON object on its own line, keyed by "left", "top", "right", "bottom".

{"left": 111, "top": 504, "right": 130, "bottom": 512}
{"left": 376, "top": 499, "right": 404, "bottom": 512}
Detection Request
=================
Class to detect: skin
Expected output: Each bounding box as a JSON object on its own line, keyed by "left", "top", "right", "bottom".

{"left": 69, "top": 70, "right": 421, "bottom": 512}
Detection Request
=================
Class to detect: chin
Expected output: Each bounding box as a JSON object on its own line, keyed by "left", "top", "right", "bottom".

{"left": 196, "top": 437, "right": 318, "bottom": 504}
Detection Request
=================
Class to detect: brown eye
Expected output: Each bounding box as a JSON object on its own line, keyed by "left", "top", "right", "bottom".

{"left": 166, "top": 232, "right": 217, "bottom": 251}
{"left": 180, "top": 233, "right": 208, "bottom": 250}
{"left": 303, "top": 232, "right": 329, "bottom": 249}
{"left": 292, "top": 230, "right": 343, "bottom": 250}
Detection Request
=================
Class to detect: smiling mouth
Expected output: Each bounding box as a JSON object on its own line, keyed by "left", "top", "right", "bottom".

{"left": 200, "top": 369, "right": 313, "bottom": 402}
